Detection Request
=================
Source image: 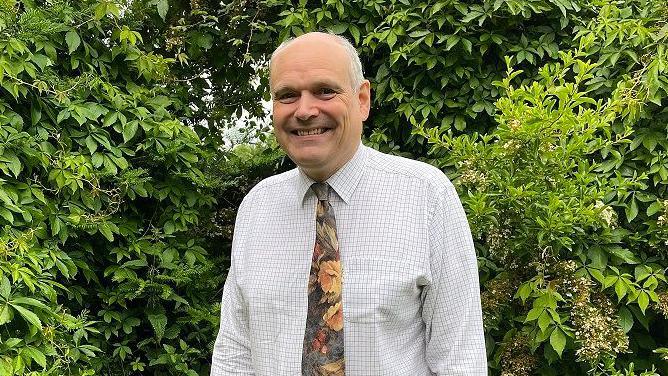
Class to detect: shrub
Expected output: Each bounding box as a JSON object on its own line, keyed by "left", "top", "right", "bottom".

{"left": 0, "top": 1, "right": 217, "bottom": 374}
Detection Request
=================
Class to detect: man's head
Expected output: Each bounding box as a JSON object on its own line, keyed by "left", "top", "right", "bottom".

{"left": 269, "top": 32, "right": 371, "bottom": 182}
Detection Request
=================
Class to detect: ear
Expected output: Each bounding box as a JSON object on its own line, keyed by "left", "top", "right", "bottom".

{"left": 357, "top": 80, "right": 371, "bottom": 121}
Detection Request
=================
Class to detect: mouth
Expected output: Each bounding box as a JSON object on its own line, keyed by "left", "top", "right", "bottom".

{"left": 293, "top": 128, "right": 330, "bottom": 136}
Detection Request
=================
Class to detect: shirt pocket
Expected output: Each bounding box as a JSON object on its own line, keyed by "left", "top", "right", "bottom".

{"left": 247, "top": 299, "right": 289, "bottom": 345}
{"left": 343, "top": 257, "right": 417, "bottom": 324}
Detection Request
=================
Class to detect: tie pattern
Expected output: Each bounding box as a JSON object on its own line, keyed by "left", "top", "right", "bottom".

{"left": 302, "top": 183, "right": 345, "bottom": 375}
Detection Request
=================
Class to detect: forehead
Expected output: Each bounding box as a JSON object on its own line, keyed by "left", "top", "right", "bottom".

{"left": 270, "top": 38, "right": 351, "bottom": 90}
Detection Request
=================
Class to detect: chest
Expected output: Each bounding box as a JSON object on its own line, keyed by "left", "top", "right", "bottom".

{"left": 238, "top": 191, "right": 430, "bottom": 320}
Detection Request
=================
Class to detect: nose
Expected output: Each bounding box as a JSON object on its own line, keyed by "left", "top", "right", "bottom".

{"left": 294, "top": 92, "right": 319, "bottom": 121}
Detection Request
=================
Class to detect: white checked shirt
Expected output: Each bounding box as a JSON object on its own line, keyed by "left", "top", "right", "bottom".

{"left": 211, "top": 143, "right": 487, "bottom": 375}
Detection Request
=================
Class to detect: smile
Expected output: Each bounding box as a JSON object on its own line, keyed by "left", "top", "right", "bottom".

{"left": 295, "top": 128, "right": 329, "bottom": 136}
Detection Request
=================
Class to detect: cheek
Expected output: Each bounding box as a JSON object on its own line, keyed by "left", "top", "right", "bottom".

{"left": 272, "top": 105, "right": 292, "bottom": 124}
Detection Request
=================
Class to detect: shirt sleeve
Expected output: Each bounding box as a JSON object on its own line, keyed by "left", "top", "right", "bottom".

{"left": 422, "top": 184, "right": 488, "bottom": 375}
{"left": 211, "top": 199, "right": 255, "bottom": 375}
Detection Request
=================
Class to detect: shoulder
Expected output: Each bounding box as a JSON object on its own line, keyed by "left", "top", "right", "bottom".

{"left": 363, "top": 146, "right": 454, "bottom": 195}
{"left": 239, "top": 168, "right": 299, "bottom": 208}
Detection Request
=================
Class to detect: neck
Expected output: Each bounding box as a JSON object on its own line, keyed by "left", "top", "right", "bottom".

{"left": 301, "top": 143, "right": 361, "bottom": 182}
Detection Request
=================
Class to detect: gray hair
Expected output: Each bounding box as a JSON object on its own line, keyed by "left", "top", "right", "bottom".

{"left": 269, "top": 32, "right": 365, "bottom": 91}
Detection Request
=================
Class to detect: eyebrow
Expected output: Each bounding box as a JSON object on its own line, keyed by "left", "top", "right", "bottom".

{"left": 273, "top": 80, "right": 345, "bottom": 96}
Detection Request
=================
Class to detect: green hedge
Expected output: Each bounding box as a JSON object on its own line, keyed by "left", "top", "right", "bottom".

{"left": 264, "top": 0, "right": 668, "bottom": 373}
{"left": 1, "top": 0, "right": 667, "bottom": 374}
{"left": 0, "top": 1, "right": 219, "bottom": 374}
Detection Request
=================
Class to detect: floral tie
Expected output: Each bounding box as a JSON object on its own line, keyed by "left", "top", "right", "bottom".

{"left": 302, "top": 183, "right": 345, "bottom": 375}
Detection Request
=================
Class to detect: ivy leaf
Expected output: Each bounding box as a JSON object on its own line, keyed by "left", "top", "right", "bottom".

{"left": 65, "top": 30, "right": 81, "bottom": 53}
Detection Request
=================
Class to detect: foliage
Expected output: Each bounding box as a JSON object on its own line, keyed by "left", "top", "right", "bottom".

{"left": 417, "top": 33, "right": 667, "bottom": 376}
{"left": 266, "top": 0, "right": 668, "bottom": 373}
{"left": 2, "top": 0, "right": 667, "bottom": 374}
{"left": 115, "top": 0, "right": 281, "bottom": 146}
{"left": 0, "top": 0, "right": 221, "bottom": 374}
{"left": 270, "top": 0, "right": 667, "bottom": 158}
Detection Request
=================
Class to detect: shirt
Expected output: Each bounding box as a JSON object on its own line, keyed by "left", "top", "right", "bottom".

{"left": 211, "top": 143, "right": 487, "bottom": 375}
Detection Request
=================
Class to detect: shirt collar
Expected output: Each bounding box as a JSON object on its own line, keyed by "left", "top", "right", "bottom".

{"left": 296, "top": 142, "right": 367, "bottom": 206}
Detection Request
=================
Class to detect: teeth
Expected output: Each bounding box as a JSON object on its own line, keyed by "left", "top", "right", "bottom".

{"left": 297, "top": 128, "right": 327, "bottom": 136}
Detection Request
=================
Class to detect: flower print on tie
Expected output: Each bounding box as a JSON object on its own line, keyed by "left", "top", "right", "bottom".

{"left": 302, "top": 183, "right": 345, "bottom": 376}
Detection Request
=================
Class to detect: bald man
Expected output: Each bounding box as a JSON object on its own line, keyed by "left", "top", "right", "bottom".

{"left": 211, "top": 32, "right": 487, "bottom": 376}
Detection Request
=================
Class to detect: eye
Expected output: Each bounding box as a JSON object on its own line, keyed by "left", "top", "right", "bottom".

{"left": 316, "top": 87, "right": 337, "bottom": 99}
{"left": 276, "top": 91, "right": 298, "bottom": 104}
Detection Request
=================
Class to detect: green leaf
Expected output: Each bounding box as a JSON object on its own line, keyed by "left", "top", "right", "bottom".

{"left": 156, "top": 0, "right": 169, "bottom": 20}
{"left": 0, "top": 276, "right": 10, "bottom": 299}
{"left": 549, "top": 328, "right": 566, "bottom": 357}
{"left": 525, "top": 307, "right": 542, "bottom": 322}
{"left": 3, "top": 153, "right": 22, "bottom": 177}
{"left": 23, "top": 346, "right": 46, "bottom": 368}
{"left": 587, "top": 247, "right": 608, "bottom": 269}
{"left": 99, "top": 224, "right": 114, "bottom": 241}
{"left": 637, "top": 291, "right": 650, "bottom": 314}
{"left": 454, "top": 116, "right": 466, "bottom": 131}
{"left": 148, "top": 313, "right": 167, "bottom": 342}
{"left": 11, "top": 297, "right": 48, "bottom": 310}
{"left": 608, "top": 246, "right": 640, "bottom": 264}
{"left": 647, "top": 201, "right": 662, "bottom": 216}
{"left": 614, "top": 279, "right": 627, "bottom": 301}
{"left": 164, "top": 221, "right": 175, "bottom": 235}
{"left": 349, "top": 25, "right": 361, "bottom": 45}
{"left": 634, "top": 265, "right": 651, "bottom": 282}
{"left": 11, "top": 304, "right": 42, "bottom": 329}
{"left": 589, "top": 268, "right": 605, "bottom": 284}
{"left": 31, "top": 106, "right": 42, "bottom": 125}
{"left": 65, "top": 30, "right": 81, "bottom": 54}
{"left": 329, "top": 23, "right": 348, "bottom": 35}
{"left": 386, "top": 32, "right": 397, "bottom": 49}
{"left": 85, "top": 136, "right": 97, "bottom": 154}
{"left": 625, "top": 198, "right": 638, "bottom": 222}
{"left": 538, "top": 311, "right": 552, "bottom": 332}
{"left": 3, "top": 339, "right": 21, "bottom": 352}
{"left": 0, "top": 303, "right": 12, "bottom": 325}
{"left": 618, "top": 306, "right": 633, "bottom": 333}
{"left": 123, "top": 122, "right": 139, "bottom": 143}
{"left": 0, "top": 208, "right": 13, "bottom": 223}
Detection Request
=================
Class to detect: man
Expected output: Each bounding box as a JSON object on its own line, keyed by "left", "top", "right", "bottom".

{"left": 211, "top": 32, "right": 487, "bottom": 375}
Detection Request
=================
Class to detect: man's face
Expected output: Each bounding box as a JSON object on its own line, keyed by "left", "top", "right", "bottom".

{"left": 270, "top": 35, "right": 370, "bottom": 181}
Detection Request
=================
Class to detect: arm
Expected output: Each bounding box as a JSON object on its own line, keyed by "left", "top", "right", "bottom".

{"left": 211, "top": 201, "right": 255, "bottom": 375}
{"left": 422, "top": 184, "right": 487, "bottom": 375}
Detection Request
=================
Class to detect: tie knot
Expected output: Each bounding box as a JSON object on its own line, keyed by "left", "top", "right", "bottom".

{"left": 311, "top": 183, "right": 330, "bottom": 201}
